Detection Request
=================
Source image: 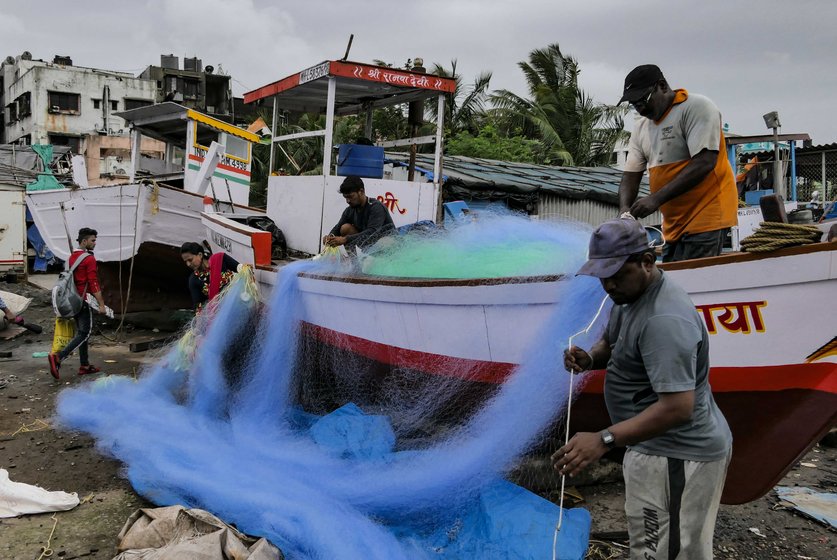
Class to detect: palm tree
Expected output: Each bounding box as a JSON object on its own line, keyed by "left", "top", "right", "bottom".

{"left": 491, "top": 43, "right": 628, "bottom": 166}
{"left": 427, "top": 60, "right": 492, "bottom": 135}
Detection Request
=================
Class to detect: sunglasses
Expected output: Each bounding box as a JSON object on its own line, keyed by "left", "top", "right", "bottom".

{"left": 631, "top": 85, "right": 657, "bottom": 108}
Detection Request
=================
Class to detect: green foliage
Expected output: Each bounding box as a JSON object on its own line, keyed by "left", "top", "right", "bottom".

{"left": 428, "top": 60, "right": 492, "bottom": 136}
{"left": 491, "top": 43, "right": 629, "bottom": 167}
{"left": 446, "top": 125, "right": 540, "bottom": 163}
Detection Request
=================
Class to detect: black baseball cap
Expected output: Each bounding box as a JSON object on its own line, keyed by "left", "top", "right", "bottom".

{"left": 577, "top": 218, "right": 651, "bottom": 278}
{"left": 618, "top": 64, "right": 664, "bottom": 104}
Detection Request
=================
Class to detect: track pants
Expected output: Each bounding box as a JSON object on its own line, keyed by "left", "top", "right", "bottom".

{"left": 623, "top": 448, "right": 731, "bottom": 560}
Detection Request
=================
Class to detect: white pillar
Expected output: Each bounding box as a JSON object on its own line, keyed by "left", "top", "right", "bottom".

{"left": 128, "top": 128, "right": 141, "bottom": 183}
{"left": 433, "top": 93, "right": 445, "bottom": 187}
{"left": 318, "top": 77, "right": 337, "bottom": 252}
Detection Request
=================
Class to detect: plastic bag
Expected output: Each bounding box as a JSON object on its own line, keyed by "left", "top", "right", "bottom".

{"left": 52, "top": 318, "right": 76, "bottom": 353}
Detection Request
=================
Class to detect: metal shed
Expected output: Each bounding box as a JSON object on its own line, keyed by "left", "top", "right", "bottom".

{"left": 385, "top": 153, "right": 660, "bottom": 227}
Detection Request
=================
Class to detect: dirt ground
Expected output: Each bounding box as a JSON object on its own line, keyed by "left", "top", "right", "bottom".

{"left": 0, "top": 278, "right": 834, "bottom": 559}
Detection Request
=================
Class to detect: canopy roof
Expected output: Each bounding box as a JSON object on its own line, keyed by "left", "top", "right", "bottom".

{"left": 115, "top": 102, "right": 259, "bottom": 147}
{"left": 244, "top": 60, "right": 456, "bottom": 115}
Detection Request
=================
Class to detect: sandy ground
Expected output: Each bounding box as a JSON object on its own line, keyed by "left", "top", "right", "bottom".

{"left": 0, "top": 278, "right": 834, "bottom": 559}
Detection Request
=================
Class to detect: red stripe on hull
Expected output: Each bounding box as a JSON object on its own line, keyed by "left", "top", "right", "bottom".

{"left": 302, "top": 322, "right": 517, "bottom": 383}
{"left": 302, "top": 322, "right": 837, "bottom": 394}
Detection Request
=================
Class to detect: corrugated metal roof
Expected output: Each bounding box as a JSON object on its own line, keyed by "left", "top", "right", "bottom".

{"left": 386, "top": 153, "right": 649, "bottom": 204}
{"left": 796, "top": 142, "right": 837, "bottom": 154}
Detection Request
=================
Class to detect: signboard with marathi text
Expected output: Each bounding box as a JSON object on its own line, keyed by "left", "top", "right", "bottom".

{"left": 328, "top": 62, "right": 455, "bottom": 93}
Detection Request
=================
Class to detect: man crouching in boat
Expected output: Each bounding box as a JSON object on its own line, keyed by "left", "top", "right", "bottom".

{"left": 552, "top": 218, "right": 732, "bottom": 559}
{"left": 323, "top": 176, "right": 395, "bottom": 250}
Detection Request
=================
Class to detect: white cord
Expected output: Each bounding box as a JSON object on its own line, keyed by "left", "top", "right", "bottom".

{"left": 552, "top": 294, "right": 610, "bottom": 560}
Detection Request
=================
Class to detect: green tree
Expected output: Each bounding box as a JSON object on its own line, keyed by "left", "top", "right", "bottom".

{"left": 491, "top": 43, "right": 628, "bottom": 166}
{"left": 446, "top": 124, "right": 540, "bottom": 163}
{"left": 427, "top": 60, "right": 492, "bottom": 136}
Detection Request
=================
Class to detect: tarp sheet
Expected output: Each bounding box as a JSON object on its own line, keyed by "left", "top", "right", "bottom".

{"left": 311, "top": 403, "right": 591, "bottom": 559}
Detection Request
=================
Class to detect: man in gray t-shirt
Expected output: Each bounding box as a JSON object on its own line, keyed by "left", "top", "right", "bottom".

{"left": 552, "top": 218, "right": 731, "bottom": 560}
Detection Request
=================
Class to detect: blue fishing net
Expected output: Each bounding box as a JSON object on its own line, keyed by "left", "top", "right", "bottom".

{"left": 57, "top": 213, "right": 606, "bottom": 559}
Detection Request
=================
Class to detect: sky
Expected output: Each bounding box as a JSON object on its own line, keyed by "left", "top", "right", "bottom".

{"left": 2, "top": 0, "right": 836, "bottom": 144}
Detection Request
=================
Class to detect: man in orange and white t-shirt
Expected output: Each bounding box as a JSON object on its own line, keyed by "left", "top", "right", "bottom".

{"left": 617, "top": 64, "right": 738, "bottom": 262}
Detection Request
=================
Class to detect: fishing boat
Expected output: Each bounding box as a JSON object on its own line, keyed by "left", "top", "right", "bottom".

{"left": 25, "top": 103, "right": 268, "bottom": 311}
{"left": 202, "top": 60, "right": 836, "bottom": 505}
{"left": 306, "top": 244, "right": 837, "bottom": 505}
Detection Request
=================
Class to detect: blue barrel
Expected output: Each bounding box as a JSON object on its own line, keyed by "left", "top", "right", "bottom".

{"left": 336, "top": 144, "right": 384, "bottom": 179}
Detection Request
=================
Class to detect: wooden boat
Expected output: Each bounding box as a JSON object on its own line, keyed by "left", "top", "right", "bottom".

{"left": 202, "top": 214, "right": 837, "bottom": 505}
{"left": 25, "top": 103, "right": 267, "bottom": 311}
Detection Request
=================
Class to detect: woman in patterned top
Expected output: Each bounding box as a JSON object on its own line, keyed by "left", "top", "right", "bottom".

{"left": 180, "top": 242, "right": 240, "bottom": 312}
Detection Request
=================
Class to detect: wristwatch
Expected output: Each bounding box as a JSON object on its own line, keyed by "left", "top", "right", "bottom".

{"left": 600, "top": 429, "right": 616, "bottom": 449}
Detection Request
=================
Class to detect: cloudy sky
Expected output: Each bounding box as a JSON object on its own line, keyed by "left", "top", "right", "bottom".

{"left": 3, "top": 0, "right": 835, "bottom": 143}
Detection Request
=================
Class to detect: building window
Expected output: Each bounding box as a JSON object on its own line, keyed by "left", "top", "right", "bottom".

{"left": 183, "top": 79, "right": 200, "bottom": 99}
{"left": 6, "top": 102, "right": 17, "bottom": 123}
{"left": 125, "top": 98, "right": 153, "bottom": 111}
{"left": 48, "top": 91, "right": 81, "bottom": 114}
{"left": 110, "top": 100, "right": 119, "bottom": 111}
{"left": 93, "top": 99, "right": 101, "bottom": 109}
{"left": 16, "top": 92, "right": 31, "bottom": 118}
{"left": 48, "top": 134, "right": 82, "bottom": 153}
{"left": 15, "top": 134, "right": 31, "bottom": 146}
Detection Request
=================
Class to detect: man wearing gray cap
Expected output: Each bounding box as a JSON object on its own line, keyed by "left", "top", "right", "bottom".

{"left": 552, "top": 218, "right": 731, "bottom": 559}
{"left": 617, "top": 64, "right": 738, "bottom": 262}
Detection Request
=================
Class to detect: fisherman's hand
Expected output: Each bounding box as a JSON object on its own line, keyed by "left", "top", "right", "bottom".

{"left": 551, "top": 432, "right": 607, "bottom": 477}
{"left": 629, "top": 195, "right": 660, "bottom": 219}
{"left": 325, "top": 236, "right": 347, "bottom": 247}
{"left": 564, "top": 346, "right": 592, "bottom": 374}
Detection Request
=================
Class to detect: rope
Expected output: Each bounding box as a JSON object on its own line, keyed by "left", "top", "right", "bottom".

{"left": 553, "top": 294, "right": 610, "bottom": 560}
{"left": 10, "top": 419, "right": 50, "bottom": 437}
{"left": 36, "top": 513, "right": 58, "bottom": 559}
{"left": 740, "top": 222, "right": 822, "bottom": 253}
{"left": 112, "top": 180, "right": 144, "bottom": 339}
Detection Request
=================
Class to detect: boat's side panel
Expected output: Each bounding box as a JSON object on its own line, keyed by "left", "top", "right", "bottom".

{"left": 298, "top": 278, "right": 565, "bottom": 365}
{"left": 26, "top": 184, "right": 142, "bottom": 262}
{"left": 27, "top": 183, "right": 267, "bottom": 264}
{"left": 296, "top": 250, "right": 837, "bottom": 371}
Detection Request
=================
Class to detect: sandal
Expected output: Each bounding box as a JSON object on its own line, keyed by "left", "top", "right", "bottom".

{"left": 48, "top": 353, "right": 61, "bottom": 380}
{"left": 78, "top": 364, "right": 102, "bottom": 376}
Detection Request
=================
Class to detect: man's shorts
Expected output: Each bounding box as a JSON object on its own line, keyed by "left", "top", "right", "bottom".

{"left": 662, "top": 228, "right": 728, "bottom": 263}
{"left": 623, "top": 448, "right": 731, "bottom": 560}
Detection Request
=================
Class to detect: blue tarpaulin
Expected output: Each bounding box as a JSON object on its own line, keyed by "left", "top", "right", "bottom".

{"left": 311, "top": 403, "right": 591, "bottom": 559}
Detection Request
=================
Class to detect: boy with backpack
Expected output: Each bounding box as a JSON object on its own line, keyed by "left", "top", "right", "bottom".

{"left": 48, "top": 227, "right": 107, "bottom": 379}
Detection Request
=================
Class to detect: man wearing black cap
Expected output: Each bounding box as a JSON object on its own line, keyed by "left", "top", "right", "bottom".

{"left": 617, "top": 64, "right": 738, "bottom": 262}
{"left": 552, "top": 218, "right": 732, "bottom": 559}
{"left": 323, "top": 176, "right": 395, "bottom": 250}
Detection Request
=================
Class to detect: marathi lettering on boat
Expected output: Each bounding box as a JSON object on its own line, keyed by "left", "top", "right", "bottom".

{"left": 696, "top": 301, "right": 767, "bottom": 335}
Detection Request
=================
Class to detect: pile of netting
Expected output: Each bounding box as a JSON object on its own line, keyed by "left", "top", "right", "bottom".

{"left": 361, "top": 209, "right": 588, "bottom": 278}
{"left": 56, "top": 213, "right": 608, "bottom": 559}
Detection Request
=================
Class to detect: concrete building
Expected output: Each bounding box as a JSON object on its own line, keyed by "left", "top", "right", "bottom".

{"left": 139, "top": 55, "right": 232, "bottom": 120}
{"left": 1, "top": 52, "right": 163, "bottom": 185}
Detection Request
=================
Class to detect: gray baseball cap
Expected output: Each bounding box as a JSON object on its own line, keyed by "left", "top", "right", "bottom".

{"left": 577, "top": 218, "right": 651, "bottom": 278}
